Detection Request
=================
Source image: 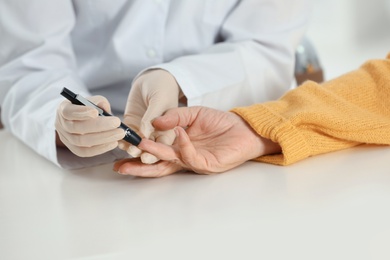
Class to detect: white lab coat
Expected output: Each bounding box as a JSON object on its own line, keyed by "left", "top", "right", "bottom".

{"left": 0, "top": 0, "right": 310, "bottom": 169}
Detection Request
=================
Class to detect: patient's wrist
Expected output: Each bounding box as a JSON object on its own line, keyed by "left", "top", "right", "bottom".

{"left": 258, "top": 136, "right": 281, "bottom": 157}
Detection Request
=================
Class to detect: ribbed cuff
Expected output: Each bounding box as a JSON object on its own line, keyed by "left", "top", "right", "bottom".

{"left": 231, "top": 103, "right": 312, "bottom": 165}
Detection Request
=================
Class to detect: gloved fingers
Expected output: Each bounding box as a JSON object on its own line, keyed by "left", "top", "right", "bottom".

{"left": 60, "top": 95, "right": 113, "bottom": 120}
{"left": 139, "top": 120, "right": 154, "bottom": 140}
{"left": 140, "top": 99, "right": 179, "bottom": 138}
{"left": 57, "top": 128, "right": 125, "bottom": 148}
{"left": 123, "top": 87, "right": 145, "bottom": 132}
{"left": 58, "top": 95, "right": 120, "bottom": 134}
{"left": 143, "top": 96, "right": 179, "bottom": 121}
{"left": 59, "top": 100, "right": 98, "bottom": 120}
{"left": 121, "top": 69, "right": 181, "bottom": 160}
{"left": 117, "top": 140, "right": 130, "bottom": 152}
{"left": 139, "top": 110, "right": 170, "bottom": 142}
{"left": 88, "top": 95, "right": 113, "bottom": 114}
{"left": 56, "top": 95, "right": 124, "bottom": 157}
{"left": 59, "top": 116, "right": 122, "bottom": 134}
{"left": 67, "top": 140, "right": 120, "bottom": 158}
{"left": 128, "top": 145, "right": 143, "bottom": 158}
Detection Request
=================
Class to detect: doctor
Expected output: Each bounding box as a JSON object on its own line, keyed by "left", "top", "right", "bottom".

{"left": 0, "top": 0, "right": 310, "bottom": 169}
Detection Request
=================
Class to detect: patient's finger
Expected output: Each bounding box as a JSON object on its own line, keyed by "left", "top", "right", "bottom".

{"left": 114, "top": 159, "right": 183, "bottom": 178}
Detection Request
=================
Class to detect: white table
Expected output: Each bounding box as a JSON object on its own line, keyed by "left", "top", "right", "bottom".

{"left": 1, "top": 129, "right": 390, "bottom": 260}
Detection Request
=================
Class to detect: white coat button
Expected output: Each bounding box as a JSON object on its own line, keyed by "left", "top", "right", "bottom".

{"left": 147, "top": 49, "right": 157, "bottom": 58}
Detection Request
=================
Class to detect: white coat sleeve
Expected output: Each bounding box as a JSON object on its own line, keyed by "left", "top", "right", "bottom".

{"left": 155, "top": 0, "right": 311, "bottom": 110}
{"left": 0, "top": 0, "right": 122, "bottom": 168}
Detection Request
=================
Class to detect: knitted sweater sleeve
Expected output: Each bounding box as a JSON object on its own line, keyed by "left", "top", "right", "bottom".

{"left": 231, "top": 54, "right": 390, "bottom": 165}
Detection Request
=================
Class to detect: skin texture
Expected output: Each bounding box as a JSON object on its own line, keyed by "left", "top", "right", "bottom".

{"left": 114, "top": 106, "right": 281, "bottom": 177}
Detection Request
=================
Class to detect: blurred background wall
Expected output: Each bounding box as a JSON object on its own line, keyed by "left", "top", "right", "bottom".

{"left": 306, "top": 0, "right": 390, "bottom": 80}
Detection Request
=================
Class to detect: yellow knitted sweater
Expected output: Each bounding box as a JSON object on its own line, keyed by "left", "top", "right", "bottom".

{"left": 232, "top": 53, "right": 390, "bottom": 165}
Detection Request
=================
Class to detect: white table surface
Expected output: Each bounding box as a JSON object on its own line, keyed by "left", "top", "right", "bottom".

{"left": 1, "top": 129, "right": 390, "bottom": 260}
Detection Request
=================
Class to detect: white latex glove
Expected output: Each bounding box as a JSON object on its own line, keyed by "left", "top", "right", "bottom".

{"left": 120, "top": 69, "right": 182, "bottom": 164}
{"left": 55, "top": 95, "right": 125, "bottom": 157}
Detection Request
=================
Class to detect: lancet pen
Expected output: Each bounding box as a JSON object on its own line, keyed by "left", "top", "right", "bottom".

{"left": 60, "top": 87, "right": 142, "bottom": 146}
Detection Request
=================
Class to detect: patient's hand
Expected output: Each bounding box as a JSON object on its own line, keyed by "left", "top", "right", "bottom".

{"left": 114, "top": 106, "right": 280, "bottom": 177}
